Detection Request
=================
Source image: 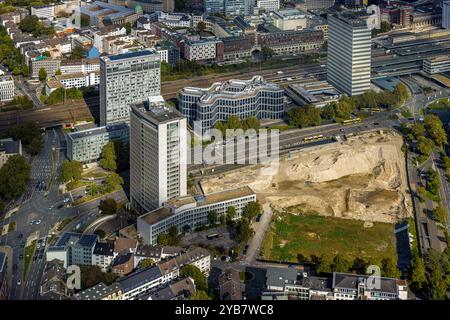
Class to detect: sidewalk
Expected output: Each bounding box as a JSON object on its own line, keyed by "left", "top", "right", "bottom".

{"left": 0, "top": 245, "right": 13, "bottom": 298}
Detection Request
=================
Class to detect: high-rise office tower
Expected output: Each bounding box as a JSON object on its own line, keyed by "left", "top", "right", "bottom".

{"left": 204, "top": 0, "right": 252, "bottom": 16}
{"left": 130, "top": 96, "right": 187, "bottom": 213}
{"left": 327, "top": 11, "right": 372, "bottom": 96}
{"left": 99, "top": 50, "right": 161, "bottom": 126}
{"left": 443, "top": 1, "right": 450, "bottom": 29}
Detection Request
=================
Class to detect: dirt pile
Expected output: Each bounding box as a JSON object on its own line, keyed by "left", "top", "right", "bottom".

{"left": 200, "top": 130, "right": 412, "bottom": 223}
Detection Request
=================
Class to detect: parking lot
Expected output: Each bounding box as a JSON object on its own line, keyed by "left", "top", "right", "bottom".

{"left": 181, "top": 225, "right": 237, "bottom": 250}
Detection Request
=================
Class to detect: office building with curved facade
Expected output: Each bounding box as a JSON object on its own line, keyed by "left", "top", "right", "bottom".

{"left": 177, "top": 76, "right": 284, "bottom": 133}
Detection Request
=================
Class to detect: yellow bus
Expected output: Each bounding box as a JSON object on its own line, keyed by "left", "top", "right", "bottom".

{"left": 342, "top": 118, "right": 361, "bottom": 125}
{"left": 303, "top": 134, "right": 324, "bottom": 142}
{"left": 370, "top": 108, "right": 381, "bottom": 113}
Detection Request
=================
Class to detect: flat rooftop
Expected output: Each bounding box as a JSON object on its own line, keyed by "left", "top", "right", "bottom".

{"left": 68, "top": 122, "right": 128, "bottom": 140}
{"left": 130, "top": 100, "right": 185, "bottom": 125}
{"left": 140, "top": 186, "right": 255, "bottom": 225}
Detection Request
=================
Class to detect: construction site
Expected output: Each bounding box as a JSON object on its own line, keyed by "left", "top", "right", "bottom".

{"left": 200, "top": 130, "right": 413, "bottom": 262}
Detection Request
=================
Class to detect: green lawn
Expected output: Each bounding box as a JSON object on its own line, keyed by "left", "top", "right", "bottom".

{"left": 23, "top": 240, "right": 37, "bottom": 279}
{"left": 262, "top": 212, "right": 397, "bottom": 264}
{"left": 67, "top": 180, "right": 93, "bottom": 191}
{"left": 428, "top": 98, "right": 450, "bottom": 110}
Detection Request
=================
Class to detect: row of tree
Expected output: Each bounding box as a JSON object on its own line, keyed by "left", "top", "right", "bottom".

{"left": 288, "top": 84, "right": 410, "bottom": 129}
{"left": 408, "top": 249, "right": 449, "bottom": 300}
{"left": 0, "top": 25, "right": 29, "bottom": 76}
{"left": 314, "top": 254, "right": 400, "bottom": 278}
{"left": 214, "top": 116, "right": 260, "bottom": 137}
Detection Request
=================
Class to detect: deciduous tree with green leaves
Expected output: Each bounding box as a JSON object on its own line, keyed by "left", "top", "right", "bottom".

{"left": 180, "top": 265, "right": 207, "bottom": 291}
{"left": 99, "top": 142, "right": 117, "bottom": 171}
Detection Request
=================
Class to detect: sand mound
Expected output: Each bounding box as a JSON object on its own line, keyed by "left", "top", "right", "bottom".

{"left": 200, "top": 130, "right": 412, "bottom": 223}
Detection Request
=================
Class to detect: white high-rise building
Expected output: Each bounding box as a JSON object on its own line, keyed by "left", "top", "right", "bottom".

{"left": 327, "top": 12, "right": 372, "bottom": 96}
{"left": 256, "top": 0, "right": 280, "bottom": 12}
{"left": 443, "top": 1, "right": 450, "bottom": 29}
{"left": 130, "top": 96, "right": 187, "bottom": 213}
{"left": 99, "top": 50, "right": 161, "bottom": 126}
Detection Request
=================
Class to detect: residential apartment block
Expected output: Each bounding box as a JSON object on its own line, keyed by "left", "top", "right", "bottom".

{"left": 0, "top": 76, "right": 15, "bottom": 102}
{"left": 66, "top": 122, "right": 129, "bottom": 163}
{"left": 46, "top": 232, "right": 98, "bottom": 268}
{"left": 183, "top": 38, "right": 223, "bottom": 62}
{"left": 60, "top": 58, "right": 100, "bottom": 75}
{"left": 75, "top": 247, "right": 210, "bottom": 300}
{"left": 130, "top": 96, "right": 187, "bottom": 213}
{"left": 263, "top": 268, "right": 408, "bottom": 300}
{"left": 137, "top": 186, "right": 256, "bottom": 245}
{"left": 178, "top": 75, "right": 284, "bottom": 133}
{"left": 100, "top": 50, "right": 161, "bottom": 126}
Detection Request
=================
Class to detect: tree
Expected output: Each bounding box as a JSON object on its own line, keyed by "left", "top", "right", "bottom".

{"left": 80, "top": 266, "right": 106, "bottom": 289}
{"left": 332, "top": 254, "right": 351, "bottom": 273}
{"left": 242, "top": 201, "right": 261, "bottom": 220}
{"left": 424, "top": 115, "right": 447, "bottom": 147}
{"left": 351, "top": 257, "right": 368, "bottom": 274}
{"left": 55, "top": 69, "right": 62, "bottom": 76}
{"left": 197, "top": 21, "right": 206, "bottom": 33}
{"left": 393, "top": 83, "right": 409, "bottom": 104}
{"left": 99, "top": 198, "right": 118, "bottom": 215}
{"left": 417, "top": 136, "right": 435, "bottom": 157}
{"left": 60, "top": 160, "right": 82, "bottom": 183}
{"left": 104, "top": 172, "right": 124, "bottom": 193}
{"left": 321, "top": 103, "right": 336, "bottom": 120}
{"left": 180, "top": 265, "right": 207, "bottom": 291}
{"left": 124, "top": 22, "right": 132, "bottom": 34}
{"left": 242, "top": 117, "right": 260, "bottom": 131}
{"left": 411, "top": 123, "right": 425, "bottom": 139}
{"left": 188, "top": 290, "right": 212, "bottom": 300}
{"left": 208, "top": 210, "right": 218, "bottom": 225}
{"left": 70, "top": 46, "right": 86, "bottom": 60}
{"left": 409, "top": 253, "right": 427, "bottom": 291}
{"left": 139, "top": 258, "right": 155, "bottom": 269}
{"left": 38, "top": 67, "right": 47, "bottom": 82}
{"left": 0, "top": 155, "right": 31, "bottom": 201}
{"left": 6, "top": 123, "right": 44, "bottom": 155}
{"left": 99, "top": 142, "right": 117, "bottom": 171}
{"left": 94, "top": 229, "right": 106, "bottom": 239}
{"left": 431, "top": 205, "right": 447, "bottom": 224}
{"left": 381, "top": 257, "right": 400, "bottom": 278}
{"left": 316, "top": 254, "right": 333, "bottom": 274}
{"left": 157, "top": 233, "right": 170, "bottom": 245}
{"left": 288, "top": 105, "right": 322, "bottom": 128}
{"left": 226, "top": 206, "right": 236, "bottom": 223}
{"left": 105, "top": 272, "right": 118, "bottom": 285}
{"left": 235, "top": 218, "right": 254, "bottom": 243}
{"left": 427, "top": 266, "right": 447, "bottom": 299}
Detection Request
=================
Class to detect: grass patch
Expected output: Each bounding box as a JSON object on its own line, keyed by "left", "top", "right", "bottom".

{"left": 67, "top": 180, "right": 93, "bottom": 191}
{"left": 267, "top": 125, "right": 295, "bottom": 132}
{"left": 23, "top": 240, "right": 37, "bottom": 279}
{"left": 428, "top": 98, "right": 450, "bottom": 110}
{"left": 401, "top": 108, "right": 413, "bottom": 118}
{"left": 72, "top": 184, "right": 122, "bottom": 206}
{"left": 262, "top": 212, "right": 397, "bottom": 264}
